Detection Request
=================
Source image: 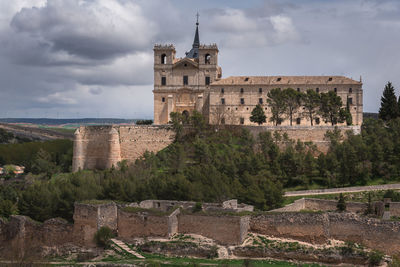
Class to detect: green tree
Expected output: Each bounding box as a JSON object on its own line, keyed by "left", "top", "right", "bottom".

{"left": 302, "top": 89, "right": 321, "bottom": 126}
{"left": 345, "top": 97, "right": 353, "bottom": 125}
{"left": 283, "top": 88, "right": 302, "bottom": 126}
{"left": 320, "top": 91, "right": 345, "bottom": 125}
{"left": 379, "top": 81, "right": 398, "bottom": 121}
{"left": 250, "top": 104, "right": 267, "bottom": 125}
{"left": 337, "top": 193, "right": 346, "bottom": 211}
{"left": 267, "top": 88, "right": 287, "bottom": 126}
{"left": 169, "top": 112, "right": 184, "bottom": 141}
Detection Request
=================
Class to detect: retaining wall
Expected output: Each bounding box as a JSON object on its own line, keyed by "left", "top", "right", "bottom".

{"left": 250, "top": 212, "right": 400, "bottom": 256}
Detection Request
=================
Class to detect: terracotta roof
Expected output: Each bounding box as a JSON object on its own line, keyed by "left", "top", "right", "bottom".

{"left": 211, "top": 76, "right": 362, "bottom": 86}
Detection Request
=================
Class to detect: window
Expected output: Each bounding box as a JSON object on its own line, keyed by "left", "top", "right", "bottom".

{"left": 240, "top": 98, "right": 245, "bottom": 104}
{"left": 349, "top": 88, "right": 352, "bottom": 93}
{"left": 245, "top": 77, "right": 249, "bottom": 81}
{"left": 328, "top": 77, "right": 332, "bottom": 81}
{"left": 162, "top": 97, "right": 165, "bottom": 102}
{"left": 296, "top": 118, "right": 301, "bottom": 125}
{"left": 277, "top": 77, "right": 281, "bottom": 81}
{"left": 221, "top": 88, "right": 224, "bottom": 94}
{"left": 221, "top": 118, "right": 225, "bottom": 124}
{"left": 183, "top": 75, "right": 188, "bottom": 85}
{"left": 334, "top": 88, "right": 337, "bottom": 93}
{"left": 221, "top": 98, "right": 225, "bottom": 105}
{"left": 315, "top": 118, "right": 320, "bottom": 125}
{"left": 240, "top": 118, "right": 244, "bottom": 124}
{"left": 161, "top": 54, "right": 166, "bottom": 64}
{"left": 259, "top": 88, "right": 263, "bottom": 93}
{"left": 205, "top": 54, "right": 211, "bottom": 64}
{"left": 240, "top": 88, "right": 244, "bottom": 93}
{"left": 205, "top": 76, "right": 210, "bottom": 85}
{"left": 348, "top": 97, "right": 353, "bottom": 105}
{"left": 316, "top": 88, "right": 319, "bottom": 93}
{"left": 259, "top": 98, "right": 263, "bottom": 104}
{"left": 297, "top": 88, "right": 300, "bottom": 92}
{"left": 265, "top": 107, "right": 267, "bottom": 110}
{"left": 161, "top": 76, "right": 166, "bottom": 86}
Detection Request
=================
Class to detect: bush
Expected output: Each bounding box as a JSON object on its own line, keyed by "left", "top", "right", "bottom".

{"left": 337, "top": 193, "right": 346, "bottom": 212}
{"left": 368, "top": 250, "right": 384, "bottom": 266}
{"left": 94, "top": 226, "right": 115, "bottom": 247}
{"left": 192, "top": 202, "right": 202, "bottom": 213}
{"left": 135, "top": 120, "right": 153, "bottom": 125}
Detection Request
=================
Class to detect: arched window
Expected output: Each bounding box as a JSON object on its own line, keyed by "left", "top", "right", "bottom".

{"left": 205, "top": 54, "right": 211, "bottom": 64}
{"left": 161, "top": 54, "right": 167, "bottom": 64}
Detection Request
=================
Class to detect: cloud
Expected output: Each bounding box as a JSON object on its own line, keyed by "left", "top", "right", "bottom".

{"left": 9, "top": 0, "right": 157, "bottom": 62}
{"left": 270, "top": 15, "right": 299, "bottom": 43}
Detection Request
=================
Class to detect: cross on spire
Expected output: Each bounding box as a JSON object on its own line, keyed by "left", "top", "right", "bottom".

{"left": 196, "top": 12, "right": 199, "bottom": 25}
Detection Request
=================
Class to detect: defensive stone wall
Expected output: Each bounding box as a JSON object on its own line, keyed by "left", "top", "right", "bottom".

{"left": 250, "top": 212, "right": 400, "bottom": 256}
{"left": 390, "top": 202, "right": 400, "bottom": 217}
{"left": 178, "top": 214, "right": 249, "bottom": 245}
{"left": 0, "top": 216, "right": 73, "bottom": 258}
{"left": 73, "top": 124, "right": 361, "bottom": 171}
{"left": 117, "top": 209, "right": 170, "bottom": 240}
{"left": 73, "top": 202, "right": 117, "bottom": 247}
{"left": 72, "top": 125, "right": 175, "bottom": 171}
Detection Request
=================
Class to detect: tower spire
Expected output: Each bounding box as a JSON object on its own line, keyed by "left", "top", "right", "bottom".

{"left": 186, "top": 13, "right": 200, "bottom": 58}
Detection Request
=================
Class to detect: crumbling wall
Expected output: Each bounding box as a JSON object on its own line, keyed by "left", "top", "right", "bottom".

{"left": 178, "top": 214, "right": 249, "bottom": 245}
{"left": 390, "top": 202, "right": 400, "bottom": 217}
{"left": 72, "top": 202, "right": 117, "bottom": 247}
{"left": 117, "top": 210, "right": 169, "bottom": 239}
{"left": 250, "top": 212, "right": 400, "bottom": 256}
{"left": 0, "top": 216, "right": 73, "bottom": 259}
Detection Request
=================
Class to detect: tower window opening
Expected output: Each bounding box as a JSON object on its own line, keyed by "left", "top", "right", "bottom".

{"left": 240, "top": 98, "right": 245, "bottom": 104}
{"left": 334, "top": 88, "right": 337, "bottom": 93}
{"left": 277, "top": 77, "right": 281, "bottom": 81}
{"left": 348, "top": 97, "right": 353, "bottom": 105}
{"left": 221, "top": 88, "right": 224, "bottom": 94}
{"left": 221, "top": 98, "right": 225, "bottom": 105}
{"left": 316, "top": 88, "right": 319, "bottom": 93}
{"left": 162, "top": 97, "right": 165, "bottom": 102}
{"left": 245, "top": 77, "right": 249, "bottom": 81}
{"left": 297, "top": 88, "right": 300, "bottom": 92}
{"left": 296, "top": 118, "right": 301, "bottom": 125}
{"left": 328, "top": 77, "right": 333, "bottom": 81}
{"left": 161, "top": 54, "right": 167, "bottom": 64}
{"left": 315, "top": 118, "right": 320, "bottom": 125}
{"left": 259, "top": 88, "right": 263, "bottom": 93}
{"left": 240, "top": 118, "right": 244, "bottom": 124}
{"left": 205, "top": 76, "right": 210, "bottom": 85}
{"left": 349, "top": 88, "right": 352, "bottom": 93}
{"left": 259, "top": 98, "right": 263, "bottom": 104}
{"left": 161, "top": 76, "right": 166, "bottom": 86}
{"left": 240, "top": 88, "right": 244, "bottom": 93}
{"left": 205, "top": 54, "right": 211, "bottom": 64}
{"left": 183, "top": 75, "right": 188, "bottom": 85}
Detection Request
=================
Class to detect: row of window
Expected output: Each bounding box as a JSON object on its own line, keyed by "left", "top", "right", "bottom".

{"left": 220, "top": 87, "right": 354, "bottom": 94}
{"left": 220, "top": 97, "right": 353, "bottom": 105}
{"left": 231, "top": 117, "right": 321, "bottom": 125}
{"left": 161, "top": 76, "right": 211, "bottom": 86}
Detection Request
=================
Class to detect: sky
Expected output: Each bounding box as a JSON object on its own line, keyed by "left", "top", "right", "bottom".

{"left": 0, "top": 0, "right": 399, "bottom": 119}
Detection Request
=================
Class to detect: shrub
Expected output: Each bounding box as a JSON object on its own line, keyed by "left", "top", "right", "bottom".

{"left": 207, "top": 245, "right": 218, "bottom": 259}
{"left": 368, "top": 250, "right": 384, "bottom": 266}
{"left": 94, "top": 226, "right": 115, "bottom": 247}
{"left": 192, "top": 202, "right": 202, "bottom": 213}
{"left": 337, "top": 193, "right": 346, "bottom": 211}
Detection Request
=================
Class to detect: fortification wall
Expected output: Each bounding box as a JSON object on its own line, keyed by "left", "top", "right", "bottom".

{"left": 178, "top": 214, "right": 249, "bottom": 245}
{"left": 250, "top": 212, "right": 400, "bottom": 256}
{"left": 390, "top": 202, "right": 400, "bottom": 217}
{"left": 303, "top": 198, "right": 366, "bottom": 213}
{"left": 72, "top": 125, "right": 175, "bottom": 172}
{"left": 73, "top": 202, "right": 117, "bottom": 247}
{"left": 0, "top": 216, "right": 73, "bottom": 258}
{"left": 117, "top": 210, "right": 169, "bottom": 239}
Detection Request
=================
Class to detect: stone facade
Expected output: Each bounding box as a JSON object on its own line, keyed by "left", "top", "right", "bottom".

{"left": 72, "top": 125, "right": 175, "bottom": 172}
{"left": 153, "top": 22, "right": 363, "bottom": 126}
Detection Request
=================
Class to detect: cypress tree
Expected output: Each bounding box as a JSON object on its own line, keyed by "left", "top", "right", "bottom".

{"left": 250, "top": 104, "right": 267, "bottom": 125}
{"left": 345, "top": 97, "right": 353, "bottom": 125}
{"left": 379, "top": 82, "right": 398, "bottom": 121}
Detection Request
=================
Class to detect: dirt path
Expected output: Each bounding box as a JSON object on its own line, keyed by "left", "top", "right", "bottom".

{"left": 284, "top": 183, "right": 400, "bottom": 197}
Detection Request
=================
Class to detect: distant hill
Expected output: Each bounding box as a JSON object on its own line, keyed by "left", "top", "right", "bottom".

{"left": 363, "top": 113, "right": 378, "bottom": 119}
{"left": 0, "top": 118, "right": 138, "bottom": 125}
